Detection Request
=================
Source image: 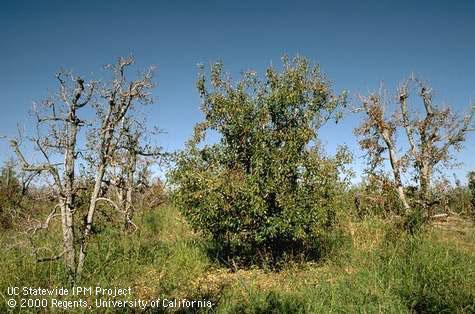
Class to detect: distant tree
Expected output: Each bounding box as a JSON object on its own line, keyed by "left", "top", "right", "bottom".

{"left": 105, "top": 117, "right": 161, "bottom": 231}
{"left": 355, "top": 77, "right": 474, "bottom": 219}
{"left": 468, "top": 171, "right": 475, "bottom": 214}
{"left": 170, "top": 56, "right": 349, "bottom": 264}
{"left": 0, "top": 159, "right": 22, "bottom": 228}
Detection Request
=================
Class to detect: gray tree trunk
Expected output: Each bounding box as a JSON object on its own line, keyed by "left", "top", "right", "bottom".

{"left": 76, "top": 162, "right": 106, "bottom": 276}
{"left": 382, "top": 130, "right": 410, "bottom": 212}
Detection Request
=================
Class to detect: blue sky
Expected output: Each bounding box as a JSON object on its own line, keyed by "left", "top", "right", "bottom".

{"left": 1, "top": 0, "right": 474, "bottom": 182}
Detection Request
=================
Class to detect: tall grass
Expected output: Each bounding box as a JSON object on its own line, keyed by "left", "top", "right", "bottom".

{"left": 1, "top": 205, "right": 474, "bottom": 313}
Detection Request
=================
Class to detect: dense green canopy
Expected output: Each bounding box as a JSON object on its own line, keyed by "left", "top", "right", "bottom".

{"left": 170, "top": 56, "right": 350, "bottom": 262}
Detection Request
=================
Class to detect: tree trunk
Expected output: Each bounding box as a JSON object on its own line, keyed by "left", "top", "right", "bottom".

{"left": 390, "top": 163, "right": 410, "bottom": 212}
{"left": 62, "top": 111, "right": 78, "bottom": 280}
{"left": 124, "top": 155, "right": 136, "bottom": 230}
{"left": 77, "top": 162, "right": 106, "bottom": 276}
{"left": 419, "top": 162, "right": 432, "bottom": 214}
{"left": 384, "top": 132, "right": 410, "bottom": 212}
{"left": 60, "top": 200, "right": 76, "bottom": 280}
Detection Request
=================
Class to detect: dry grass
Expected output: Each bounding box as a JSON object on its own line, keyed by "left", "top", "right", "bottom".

{"left": 429, "top": 215, "right": 475, "bottom": 253}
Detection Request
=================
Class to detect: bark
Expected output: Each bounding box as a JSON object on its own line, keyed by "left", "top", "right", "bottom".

{"left": 60, "top": 200, "right": 75, "bottom": 277}
{"left": 61, "top": 107, "right": 79, "bottom": 279}
{"left": 76, "top": 161, "right": 106, "bottom": 276}
{"left": 381, "top": 130, "right": 410, "bottom": 212}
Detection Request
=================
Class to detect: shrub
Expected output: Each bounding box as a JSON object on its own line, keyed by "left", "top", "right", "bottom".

{"left": 170, "top": 56, "right": 349, "bottom": 265}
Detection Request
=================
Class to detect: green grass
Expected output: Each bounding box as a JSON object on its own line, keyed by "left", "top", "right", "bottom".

{"left": 1, "top": 205, "right": 474, "bottom": 313}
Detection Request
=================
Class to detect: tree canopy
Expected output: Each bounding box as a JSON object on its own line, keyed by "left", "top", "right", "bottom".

{"left": 170, "top": 56, "right": 350, "bottom": 263}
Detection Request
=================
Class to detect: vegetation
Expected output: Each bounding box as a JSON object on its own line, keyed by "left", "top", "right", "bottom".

{"left": 1, "top": 55, "right": 474, "bottom": 313}
{"left": 170, "top": 56, "right": 350, "bottom": 265}
{"left": 7, "top": 56, "right": 158, "bottom": 281}
{"left": 1, "top": 204, "right": 474, "bottom": 313}
{"left": 469, "top": 171, "right": 475, "bottom": 216}
{"left": 0, "top": 160, "right": 23, "bottom": 229}
{"left": 355, "top": 77, "right": 475, "bottom": 218}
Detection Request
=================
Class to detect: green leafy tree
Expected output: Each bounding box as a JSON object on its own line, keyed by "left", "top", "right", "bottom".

{"left": 170, "top": 56, "right": 349, "bottom": 264}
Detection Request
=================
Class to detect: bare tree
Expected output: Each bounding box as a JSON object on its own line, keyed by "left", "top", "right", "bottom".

{"left": 110, "top": 118, "right": 161, "bottom": 231}
{"left": 355, "top": 76, "right": 474, "bottom": 217}
{"left": 9, "top": 56, "right": 157, "bottom": 280}
{"left": 398, "top": 77, "right": 474, "bottom": 211}
{"left": 355, "top": 91, "right": 410, "bottom": 212}
{"left": 77, "top": 56, "right": 155, "bottom": 276}
{"left": 10, "top": 72, "right": 95, "bottom": 280}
